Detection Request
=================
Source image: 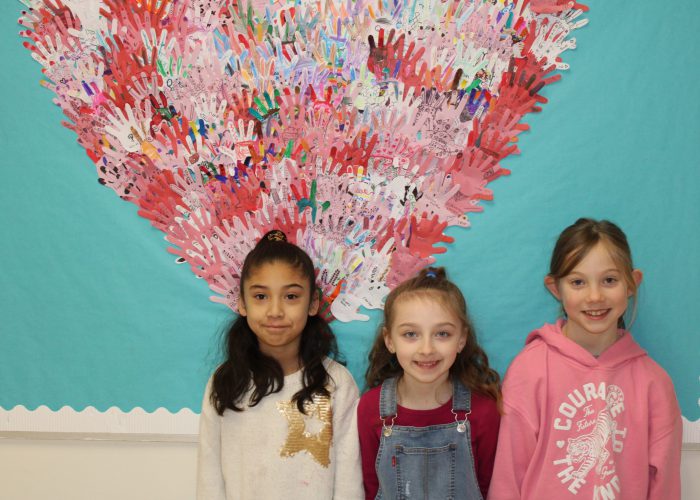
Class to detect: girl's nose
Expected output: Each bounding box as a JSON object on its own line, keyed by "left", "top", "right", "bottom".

{"left": 418, "top": 336, "right": 435, "bottom": 354}
{"left": 267, "top": 298, "right": 283, "bottom": 317}
{"left": 588, "top": 284, "right": 603, "bottom": 302}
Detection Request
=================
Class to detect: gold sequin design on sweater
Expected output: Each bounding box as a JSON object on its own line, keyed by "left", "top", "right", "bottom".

{"left": 277, "top": 394, "right": 333, "bottom": 467}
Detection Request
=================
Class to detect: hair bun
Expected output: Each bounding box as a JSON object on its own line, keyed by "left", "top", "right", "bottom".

{"left": 421, "top": 267, "right": 446, "bottom": 280}
{"left": 263, "top": 229, "right": 288, "bottom": 242}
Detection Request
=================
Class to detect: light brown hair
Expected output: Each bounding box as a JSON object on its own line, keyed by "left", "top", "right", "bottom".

{"left": 365, "top": 267, "right": 502, "bottom": 408}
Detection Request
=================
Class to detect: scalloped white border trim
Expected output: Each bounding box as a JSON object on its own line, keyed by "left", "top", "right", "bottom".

{"left": 1, "top": 406, "right": 699, "bottom": 443}
{"left": 683, "top": 417, "right": 700, "bottom": 445}
{"left": 0, "top": 405, "right": 199, "bottom": 436}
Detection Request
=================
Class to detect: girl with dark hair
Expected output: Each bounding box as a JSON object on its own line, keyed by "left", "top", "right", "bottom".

{"left": 357, "top": 267, "right": 502, "bottom": 500}
{"left": 489, "top": 218, "right": 682, "bottom": 499}
{"left": 197, "top": 230, "right": 363, "bottom": 499}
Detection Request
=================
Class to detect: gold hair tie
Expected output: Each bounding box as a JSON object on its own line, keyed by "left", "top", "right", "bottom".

{"left": 267, "top": 230, "right": 287, "bottom": 242}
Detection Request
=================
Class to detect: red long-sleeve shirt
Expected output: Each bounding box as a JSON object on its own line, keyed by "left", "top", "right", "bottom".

{"left": 357, "top": 384, "right": 500, "bottom": 500}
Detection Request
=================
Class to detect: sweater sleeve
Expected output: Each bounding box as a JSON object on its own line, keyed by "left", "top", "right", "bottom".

{"left": 196, "top": 377, "right": 226, "bottom": 500}
{"left": 647, "top": 367, "right": 682, "bottom": 500}
{"left": 357, "top": 389, "right": 381, "bottom": 500}
{"left": 330, "top": 366, "right": 364, "bottom": 499}
{"left": 487, "top": 356, "right": 540, "bottom": 500}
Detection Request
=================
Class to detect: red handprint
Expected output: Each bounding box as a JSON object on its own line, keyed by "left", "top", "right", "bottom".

{"left": 407, "top": 213, "right": 454, "bottom": 258}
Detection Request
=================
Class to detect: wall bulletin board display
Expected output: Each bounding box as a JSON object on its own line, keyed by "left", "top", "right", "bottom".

{"left": 0, "top": 0, "right": 698, "bottom": 442}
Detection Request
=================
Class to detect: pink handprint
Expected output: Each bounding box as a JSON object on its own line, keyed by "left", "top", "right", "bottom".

{"left": 528, "top": 0, "right": 589, "bottom": 15}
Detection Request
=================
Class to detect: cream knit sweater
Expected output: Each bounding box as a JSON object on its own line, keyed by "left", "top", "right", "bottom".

{"left": 197, "top": 359, "right": 363, "bottom": 499}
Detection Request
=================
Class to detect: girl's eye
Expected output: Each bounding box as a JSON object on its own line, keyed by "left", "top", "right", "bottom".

{"left": 570, "top": 279, "right": 585, "bottom": 287}
{"left": 286, "top": 293, "right": 299, "bottom": 300}
{"left": 402, "top": 331, "right": 417, "bottom": 339}
{"left": 435, "top": 331, "right": 451, "bottom": 338}
{"left": 253, "top": 293, "right": 266, "bottom": 300}
{"left": 603, "top": 276, "right": 619, "bottom": 285}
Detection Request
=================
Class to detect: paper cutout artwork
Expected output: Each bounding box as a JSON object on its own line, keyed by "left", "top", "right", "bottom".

{"left": 17, "top": 0, "right": 588, "bottom": 321}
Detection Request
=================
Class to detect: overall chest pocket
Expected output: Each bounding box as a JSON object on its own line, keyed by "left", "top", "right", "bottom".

{"left": 393, "top": 443, "right": 457, "bottom": 500}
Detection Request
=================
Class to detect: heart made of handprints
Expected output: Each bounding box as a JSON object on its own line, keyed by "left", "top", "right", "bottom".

{"left": 18, "top": 0, "right": 588, "bottom": 322}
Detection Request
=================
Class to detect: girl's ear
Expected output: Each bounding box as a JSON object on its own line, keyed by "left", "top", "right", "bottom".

{"left": 630, "top": 269, "right": 643, "bottom": 295}
{"left": 544, "top": 275, "right": 561, "bottom": 300}
{"left": 308, "top": 291, "right": 320, "bottom": 316}
{"left": 383, "top": 327, "right": 395, "bottom": 353}
{"left": 238, "top": 297, "right": 247, "bottom": 317}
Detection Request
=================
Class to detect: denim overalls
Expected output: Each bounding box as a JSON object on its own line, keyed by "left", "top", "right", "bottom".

{"left": 374, "top": 377, "right": 483, "bottom": 500}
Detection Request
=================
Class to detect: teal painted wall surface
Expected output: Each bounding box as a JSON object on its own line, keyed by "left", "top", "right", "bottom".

{"left": 1, "top": 1, "right": 698, "bottom": 421}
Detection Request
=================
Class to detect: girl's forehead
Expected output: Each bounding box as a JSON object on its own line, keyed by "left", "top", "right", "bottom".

{"left": 246, "top": 261, "right": 309, "bottom": 285}
{"left": 569, "top": 242, "right": 622, "bottom": 271}
{"left": 394, "top": 291, "right": 440, "bottom": 307}
{"left": 391, "top": 291, "right": 463, "bottom": 322}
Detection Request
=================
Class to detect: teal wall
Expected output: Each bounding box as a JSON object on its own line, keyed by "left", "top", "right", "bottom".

{"left": 1, "top": 1, "right": 697, "bottom": 421}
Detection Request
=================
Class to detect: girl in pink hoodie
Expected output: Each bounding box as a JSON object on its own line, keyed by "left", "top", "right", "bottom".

{"left": 489, "top": 218, "right": 682, "bottom": 500}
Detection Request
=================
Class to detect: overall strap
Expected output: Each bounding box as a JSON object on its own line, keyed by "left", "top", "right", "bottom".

{"left": 379, "top": 376, "right": 399, "bottom": 419}
{"left": 451, "top": 378, "right": 472, "bottom": 413}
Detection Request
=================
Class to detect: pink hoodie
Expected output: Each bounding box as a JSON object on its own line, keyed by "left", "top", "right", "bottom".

{"left": 488, "top": 320, "right": 682, "bottom": 500}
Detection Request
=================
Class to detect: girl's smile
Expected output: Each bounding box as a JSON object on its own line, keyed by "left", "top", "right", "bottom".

{"left": 414, "top": 360, "right": 440, "bottom": 369}
{"left": 582, "top": 308, "right": 612, "bottom": 320}
{"left": 584, "top": 309, "right": 609, "bottom": 317}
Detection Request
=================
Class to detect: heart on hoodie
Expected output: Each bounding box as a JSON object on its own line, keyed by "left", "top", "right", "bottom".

{"left": 18, "top": 0, "right": 588, "bottom": 322}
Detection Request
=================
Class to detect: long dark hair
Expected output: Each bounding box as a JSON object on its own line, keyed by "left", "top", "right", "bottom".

{"left": 365, "top": 267, "right": 502, "bottom": 409}
{"left": 210, "top": 230, "right": 340, "bottom": 415}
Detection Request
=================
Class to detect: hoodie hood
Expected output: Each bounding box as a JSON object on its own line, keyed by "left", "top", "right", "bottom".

{"left": 525, "top": 319, "right": 648, "bottom": 369}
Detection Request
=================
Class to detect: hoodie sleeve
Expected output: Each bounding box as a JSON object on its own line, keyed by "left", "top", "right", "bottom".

{"left": 647, "top": 366, "right": 682, "bottom": 500}
{"left": 196, "top": 377, "right": 226, "bottom": 500}
{"left": 487, "top": 350, "right": 542, "bottom": 500}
